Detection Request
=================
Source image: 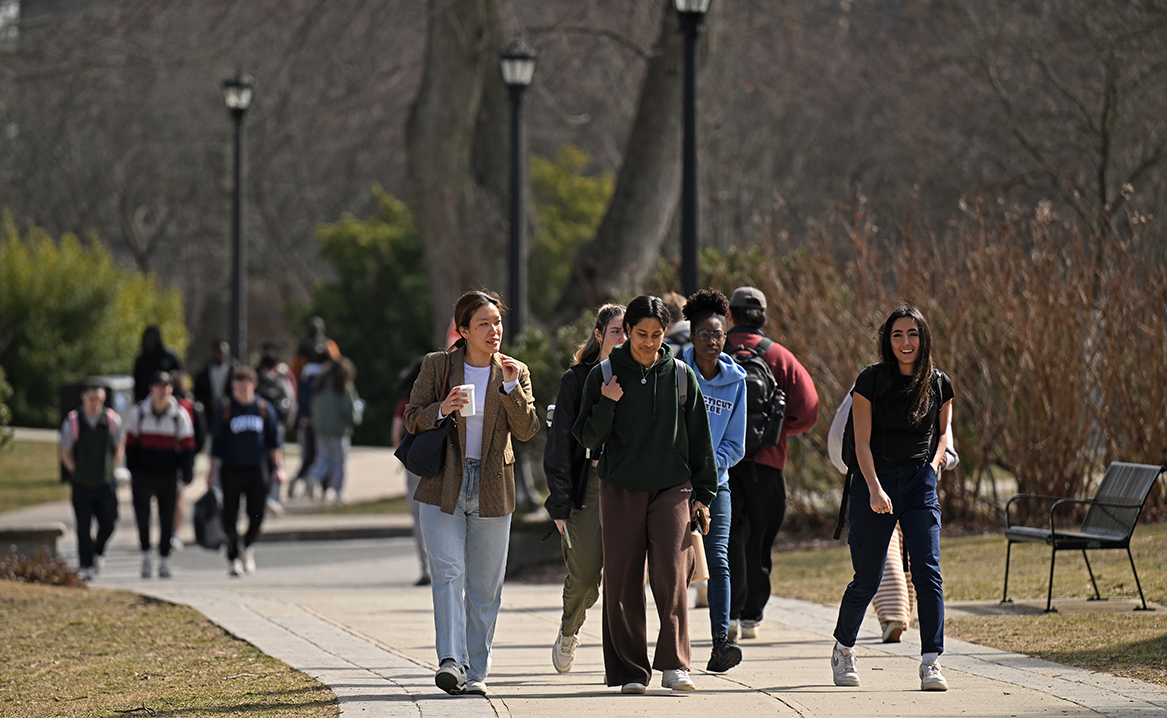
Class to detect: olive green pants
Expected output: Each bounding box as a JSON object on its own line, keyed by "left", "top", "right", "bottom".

{"left": 560, "top": 466, "right": 604, "bottom": 637}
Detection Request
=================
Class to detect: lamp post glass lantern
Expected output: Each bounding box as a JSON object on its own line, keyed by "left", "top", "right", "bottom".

{"left": 500, "top": 40, "right": 536, "bottom": 339}
{"left": 222, "top": 71, "right": 255, "bottom": 363}
{"left": 674, "top": 0, "right": 710, "bottom": 297}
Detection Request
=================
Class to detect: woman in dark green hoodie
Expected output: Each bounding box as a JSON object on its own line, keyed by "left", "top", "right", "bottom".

{"left": 573, "top": 294, "right": 718, "bottom": 694}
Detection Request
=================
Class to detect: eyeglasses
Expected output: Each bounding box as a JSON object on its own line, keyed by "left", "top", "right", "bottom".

{"left": 695, "top": 329, "right": 725, "bottom": 342}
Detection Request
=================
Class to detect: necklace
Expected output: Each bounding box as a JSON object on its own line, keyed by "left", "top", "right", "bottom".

{"left": 640, "top": 356, "right": 658, "bottom": 384}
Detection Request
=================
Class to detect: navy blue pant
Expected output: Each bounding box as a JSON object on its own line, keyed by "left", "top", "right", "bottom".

{"left": 833, "top": 463, "right": 944, "bottom": 655}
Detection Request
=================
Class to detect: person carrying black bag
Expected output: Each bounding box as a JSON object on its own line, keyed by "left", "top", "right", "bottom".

{"left": 207, "top": 366, "right": 284, "bottom": 577}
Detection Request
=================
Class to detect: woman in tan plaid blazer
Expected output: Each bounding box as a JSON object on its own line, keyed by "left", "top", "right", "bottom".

{"left": 403, "top": 289, "right": 539, "bottom": 696}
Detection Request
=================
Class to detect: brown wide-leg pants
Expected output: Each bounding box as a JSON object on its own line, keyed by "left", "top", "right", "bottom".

{"left": 599, "top": 480, "right": 694, "bottom": 687}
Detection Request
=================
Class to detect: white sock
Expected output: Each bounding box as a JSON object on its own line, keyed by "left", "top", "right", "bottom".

{"left": 836, "top": 641, "right": 855, "bottom": 654}
{"left": 922, "top": 652, "right": 939, "bottom": 665}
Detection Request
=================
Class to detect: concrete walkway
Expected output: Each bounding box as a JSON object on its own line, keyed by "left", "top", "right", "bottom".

{"left": 4, "top": 431, "right": 1167, "bottom": 717}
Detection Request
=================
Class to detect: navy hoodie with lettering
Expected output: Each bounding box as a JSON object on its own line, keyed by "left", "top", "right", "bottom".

{"left": 211, "top": 397, "right": 281, "bottom": 468}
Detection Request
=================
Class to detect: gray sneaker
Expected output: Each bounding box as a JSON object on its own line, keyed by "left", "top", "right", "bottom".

{"left": 552, "top": 632, "right": 579, "bottom": 674}
{"left": 920, "top": 659, "right": 949, "bottom": 691}
{"left": 435, "top": 660, "right": 466, "bottom": 695}
{"left": 832, "top": 645, "right": 860, "bottom": 687}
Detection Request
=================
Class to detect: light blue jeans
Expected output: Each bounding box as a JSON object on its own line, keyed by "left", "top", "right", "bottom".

{"left": 419, "top": 459, "right": 512, "bottom": 682}
{"left": 702, "top": 484, "right": 732, "bottom": 638}
{"left": 309, "top": 435, "right": 349, "bottom": 494}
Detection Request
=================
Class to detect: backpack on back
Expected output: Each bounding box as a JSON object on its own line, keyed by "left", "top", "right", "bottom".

{"left": 728, "top": 338, "right": 786, "bottom": 458}
{"left": 257, "top": 372, "right": 293, "bottom": 425}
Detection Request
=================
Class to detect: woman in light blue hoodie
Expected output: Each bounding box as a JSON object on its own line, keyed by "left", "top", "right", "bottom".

{"left": 681, "top": 289, "right": 748, "bottom": 673}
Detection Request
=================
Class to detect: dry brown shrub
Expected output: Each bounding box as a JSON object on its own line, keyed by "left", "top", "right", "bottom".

{"left": 654, "top": 198, "right": 1167, "bottom": 530}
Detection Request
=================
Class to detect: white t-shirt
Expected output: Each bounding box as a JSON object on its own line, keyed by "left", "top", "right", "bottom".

{"left": 462, "top": 364, "right": 491, "bottom": 459}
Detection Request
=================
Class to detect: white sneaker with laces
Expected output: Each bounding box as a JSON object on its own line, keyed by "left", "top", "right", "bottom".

{"left": 832, "top": 645, "right": 860, "bottom": 687}
{"left": 465, "top": 679, "right": 487, "bottom": 695}
{"left": 552, "top": 632, "right": 579, "bottom": 674}
{"left": 140, "top": 551, "right": 153, "bottom": 579}
{"left": 242, "top": 546, "right": 257, "bottom": 574}
{"left": 228, "top": 558, "right": 244, "bottom": 577}
{"left": 661, "top": 668, "right": 696, "bottom": 691}
{"left": 620, "top": 682, "right": 646, "bottom": 694}
{"left": 170, "top": 534, "right": 185, "bottom": 551}
{"left": 920, "top": 659, "right": 949, "bottom": 691}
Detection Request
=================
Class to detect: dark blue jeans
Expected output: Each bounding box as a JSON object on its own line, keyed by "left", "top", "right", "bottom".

{"left": 833, "top": 462, "right": 944, "bottom": 655}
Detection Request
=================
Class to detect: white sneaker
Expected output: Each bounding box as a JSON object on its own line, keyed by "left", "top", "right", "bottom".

{"left": 79, "top": 566, "right": 94, "bottom": 581}
{"left": 832, "top": 645, "right": 860, "bottom": 687}
{"left": 552, "top": 632, "right": 579, "bottom": 674}
{"left": 661, "top": 668, "right": 696, "bottom": 691}
{"left": 727, "top": 619, "right": 740, "bottom": 643}
{"left": 242, "top": 546, "right": 256, "bottom": 574}
{"left": 158, "top": 557, "right": 171, "bottom": 579}
{"left": 228, "top": 558, "right": 244, "bottom": 577}
{"left": 465, "top": 679, "right": 487, "bottom": 695}
{"left": 141, "top": 552, "right": 153, "bottom": 579}
{"left": 620, "top": 682, "right": 646, "bottom": 694}
{"left": 93, "top": 554, "right": 105, "bottom": 576}
{"left": 170, "top": 534, "right": 185, "bottom": 551}
{"left": 881, "top": 620, "right": 904, "bottom": 643}
{"left": 266, "top": 498, "right": 285, "bottom": 517}
{"left": 740, "top": 619, "right": 760, "bottom": 639}
{"left": 920, "top": 659, "right": 949, "bottom": 691}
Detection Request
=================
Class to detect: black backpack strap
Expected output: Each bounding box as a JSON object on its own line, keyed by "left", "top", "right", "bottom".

{"left": 755, "top": 336, "right": 774, "bottom": 355}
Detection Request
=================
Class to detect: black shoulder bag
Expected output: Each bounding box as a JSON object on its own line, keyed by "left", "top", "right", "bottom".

{"left": 394, "top": 352, "right": 454, "bottom": 477}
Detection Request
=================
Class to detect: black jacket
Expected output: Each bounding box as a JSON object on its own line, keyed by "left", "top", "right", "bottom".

{"left": 543, "top": 363, "right": 594, "bottom": 521}
{"left": 193, "top": 359, "right": 238, "bottom": 412}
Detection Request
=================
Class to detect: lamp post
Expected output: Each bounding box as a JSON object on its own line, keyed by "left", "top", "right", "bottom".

{"left": 499, "top": 39, "right": 536, "bottom": 340}
{"left": 674, "top": 0, "right": 711, "bottom": 297}
{"left": 222, "top": 70, "right": 255, "bottom": 363}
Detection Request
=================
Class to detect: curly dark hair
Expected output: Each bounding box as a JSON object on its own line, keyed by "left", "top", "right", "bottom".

{"left": 682, "top": 288, "right": 730, "bottom": 327}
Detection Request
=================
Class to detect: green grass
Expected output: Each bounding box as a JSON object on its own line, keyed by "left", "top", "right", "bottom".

{"left": 773, "top": 522, "right": 1167, "bottom": 685}
{"left": 0, "top": 581, "right": 337, "bottom": 718}
{"left": 0, "top": 441, "right": 69, "bottom": 514}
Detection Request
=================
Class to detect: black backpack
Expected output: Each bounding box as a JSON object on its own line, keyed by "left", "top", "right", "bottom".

{"left": 729, "top": 338, "right": 786, "bottom": 458}
{"left": 256, "top": 373, "right": 292, "bottom": 425}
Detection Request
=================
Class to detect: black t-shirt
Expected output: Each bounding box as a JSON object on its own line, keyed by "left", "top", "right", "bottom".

{"left": 853, "top": 364, "right": 955, "bottom": 467}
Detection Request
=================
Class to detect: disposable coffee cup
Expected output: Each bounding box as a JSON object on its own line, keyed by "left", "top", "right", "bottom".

{"left": 458, "top": 384, "right": 476, "bottom": 416}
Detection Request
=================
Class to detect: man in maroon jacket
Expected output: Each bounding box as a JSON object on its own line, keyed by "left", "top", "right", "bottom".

{"left": 724, "top": 286, "right": 820, "bottom": 641}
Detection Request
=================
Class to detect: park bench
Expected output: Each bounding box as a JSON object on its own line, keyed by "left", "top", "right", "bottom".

{"left": 1001, "top": 461, "right": 1164, "bottom": 613}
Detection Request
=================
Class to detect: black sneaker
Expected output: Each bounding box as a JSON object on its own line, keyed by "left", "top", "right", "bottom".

{"left": 706, "top": 635, "right": 743, "bottom": 673}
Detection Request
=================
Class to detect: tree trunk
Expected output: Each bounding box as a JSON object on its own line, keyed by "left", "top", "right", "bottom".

{"left": 550, "top": 2, "right": 688, "bottom": 325}
{"left": 406, "top": 0, "right": 510, "bottom": 348}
